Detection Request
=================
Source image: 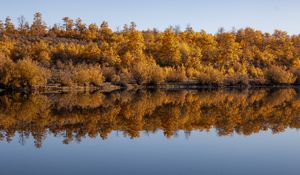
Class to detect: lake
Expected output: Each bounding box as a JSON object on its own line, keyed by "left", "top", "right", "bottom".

{"left": 1, "top": 89, "right": 300, "bottom": 175}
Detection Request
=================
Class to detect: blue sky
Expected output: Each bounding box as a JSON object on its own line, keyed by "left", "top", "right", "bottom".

{"left": 1, "top": 0, "right": 300, "bottom": 34}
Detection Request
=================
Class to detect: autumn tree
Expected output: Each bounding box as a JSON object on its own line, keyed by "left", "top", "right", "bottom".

{"left": 215, "top": 31, "right": 242, "bottom": 72}
{"left": 74, "top": 18, "right": 85, "bottom": 31}
{"left": 157, "top": 27, "right": 181, "bottom": 67}
{"left": 120, "top": 22, "right": 146, "bottom": 66}
{"left": 0, "top": 20, "right": 4, "bottom": 34}
{"left": 85, "top": 23, "right": 99, "bottom": 41}
{"left": 17, "top": 16, "right": 30, "bottom": 35}
{"left": 62, "top": 17, "right": 74, "bottom": 31}
{"left": 179, "top": 27, "right": 203, "bottom": 77}
{"left": 30, "top": 12, "right": 47, "bottom": 36}
{"left": 98, "top": 21, "right": 121, "bottom": 66}
{"left": 1, "top": 13, "right": 300, "bottom": 88}
{"left": 270, "top": 30, "right": 295, "bottom": 67}
{"left": 4, "top": 17, "right": 15, "bottom": 34}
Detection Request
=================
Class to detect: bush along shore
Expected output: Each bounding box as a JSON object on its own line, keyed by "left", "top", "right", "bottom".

{"left": 2, "top": 13, "right": 300, "bottom": 92}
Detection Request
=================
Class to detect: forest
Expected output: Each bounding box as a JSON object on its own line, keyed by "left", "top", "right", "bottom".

{"left": 1, "top": 12, "right": 300, "bottom": 90}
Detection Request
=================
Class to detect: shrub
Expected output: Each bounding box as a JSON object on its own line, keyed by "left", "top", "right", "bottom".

{"left": 13, "top": 58, "right": 51, "bottom": 88}
{"left": 30, "top": 40, "right": 51, "bottom": 65}
{"left": 149, "top": 65, "right": 165, "bottom": 84}
{"left": 249, "top": 78, "right": 267, "bottom": 85}
{"left": 0, "top": 55, "right": 14, "bottom": 87}
{"left": 265, "top": 65, "right": 296, "bottom": 84}
{"left": 55, "top": 63, "right": 104, "bottom": 86}
{"left": 131, "top": 61, "right": 150, "bottom": 85}
{"left": 224, "top": 73, "right": 249, "bottom": 86}
{"left": 291, "top": 68, "right": 300, "bottom": 84}
{"left": 165, "top": 66, "right": 186, "bottom": 82}
{"left": 198, "top": 67, "right": 224, "bottom": 86}
{"left": 0, "top": 56, "right": 51, "bottom": 88}
{"left": 131, "top": 60, "right": 165, "bottom": 85}
{"left": 73, "top": 64, "right": 104, "bottom": 86}
{"left": 86, "top": 66, "right": 104, "bottom": 86}
{"left": 53, "top": 62, "right": 74, "bottom": 86}
{"left": 73, "top": 65, "right": 91, "bottom": 85}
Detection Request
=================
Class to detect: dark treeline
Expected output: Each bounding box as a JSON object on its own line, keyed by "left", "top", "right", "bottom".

{"left": 1, "top": 89, "right": 300, "bottom": 148}
{"left": 1, "top": 13, "right": 300, "bottom": 89}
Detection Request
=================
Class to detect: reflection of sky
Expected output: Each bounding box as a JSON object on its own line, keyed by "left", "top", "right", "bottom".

{"left": 1, "top": 129, "right": 300, "bottom": 175}
{"left": 1, "top": 0, "right": 300, "bottom": 34}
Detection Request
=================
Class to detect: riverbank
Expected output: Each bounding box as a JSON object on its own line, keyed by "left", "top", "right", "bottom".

{"left": 1, "top": 81, "right": 300, "bottom": 94}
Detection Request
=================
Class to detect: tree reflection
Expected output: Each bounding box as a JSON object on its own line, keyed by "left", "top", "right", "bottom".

{"left": 0, "top": 89, "right": 300, "bottom": 147}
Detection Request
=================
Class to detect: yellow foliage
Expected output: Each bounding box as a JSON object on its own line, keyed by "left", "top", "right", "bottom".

{"left": 198, "top": 66, "right": 224, "bottom": 85}
{"left": 165, "top": 66, "right": 186, "bottom": 82}
{"left": 13, "top": 58, "right": 51, "bottom": 87}
{"left": 30, "top": 40, "right": 51, "bottom": 64}
{"left": 1, "top": 13, "right": 300, "bottom": 87}
{"left": 56, "top": 63, "right": 104, "bottom": 86}
{"left": 265, "top": 65, "right": 296, "bottom": 84}
{"left": 249, "top": 66, "right": 264, "bottom": 78}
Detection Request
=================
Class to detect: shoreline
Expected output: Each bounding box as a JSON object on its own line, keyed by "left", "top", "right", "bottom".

{"left": 1, "top": 82, "right": 300, "bottom": 94}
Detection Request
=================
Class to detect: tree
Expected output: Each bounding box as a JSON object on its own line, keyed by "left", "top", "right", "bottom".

{"left": 0, "top": 20, "right": 4, "bottom": 34}
{"left": 98, "top": 42, "right": 121, "bottom": 66}
{"left": 194, "top": 31, "right": 217, "bottom": 64}
{"left": 157, "top": 27, "right": 181, "bottom": 66}
{"left": 236, "top": 28, "right": 264, "bottom": 67}
{"left": 30, "top": 12, "right": 47, "bottom": 36}
{"left": 99, "top": 21, "right": 113, "bottom": 42}
{"left": 62, "top": 17, "right": 74, "bottom": 31}
{"left": 215, "top": 32, "right": 241, "bottom": 70}
{"left": 120, "top": 22, "right": 146, "bottom": 65}
{"left": 75, "top": 18, "right": 86, "bottom": 33}
{"left": 85, "top": 23, "right": 99, "bottom": 41}
{"left": 1, "top": 13, "right": 300, "bottom": 87}
{"left": 4, "top": 17, "right": 15, "bottom": 34}
{"left": 17, "top": 15, "right": 29, "bottom": 34}
{"left": 270, "top": 30, "right": 295, "bottom": 67}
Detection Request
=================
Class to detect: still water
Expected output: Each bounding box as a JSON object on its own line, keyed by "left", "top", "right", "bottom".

{"left": 1, "top": 89, "right": 300, "bottom": 175}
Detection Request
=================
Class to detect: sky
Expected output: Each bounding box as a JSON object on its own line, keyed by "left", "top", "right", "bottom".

{"left": 1, "top": 0, "right": 300, "bottom": 34}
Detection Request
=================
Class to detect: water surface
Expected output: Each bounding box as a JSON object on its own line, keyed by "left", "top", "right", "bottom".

{"left": 1, "top": 89, "right": 300, "bottom": 175}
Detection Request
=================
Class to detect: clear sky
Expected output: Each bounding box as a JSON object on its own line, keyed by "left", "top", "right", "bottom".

{"left": 1, "top": 0, "right": 300, "bottom": 34}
